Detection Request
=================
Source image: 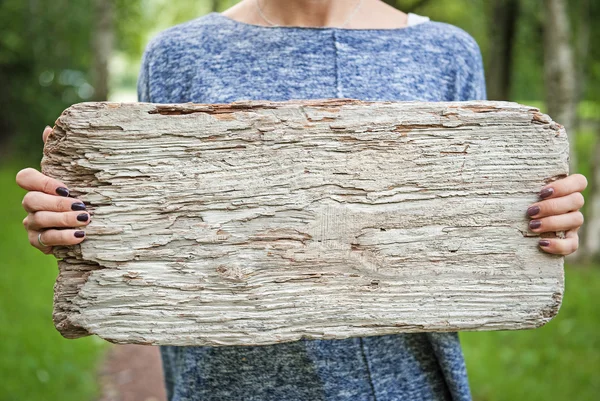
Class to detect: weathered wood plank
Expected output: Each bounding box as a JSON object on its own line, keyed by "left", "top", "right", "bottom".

{"left": 42, "top": 98, "right": 569, "bottom": 346}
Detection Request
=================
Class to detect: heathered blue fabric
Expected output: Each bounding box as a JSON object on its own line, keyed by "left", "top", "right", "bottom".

{"left": 137, "top": 11, "right": 487, "bottom": 401}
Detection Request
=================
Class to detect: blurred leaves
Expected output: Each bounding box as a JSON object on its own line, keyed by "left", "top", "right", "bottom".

{"left": 2, "top": 0, "right": 597, "bottom": 164}
{"left": 0, "top": 0, "right": 144, "bottom": 162}
{"left": 0, "top": 0, "right": 92, "bottom": 160}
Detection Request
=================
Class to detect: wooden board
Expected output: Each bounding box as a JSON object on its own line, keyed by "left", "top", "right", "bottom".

{"left": 42, "top": 98, "right": 569, "bottom": 346}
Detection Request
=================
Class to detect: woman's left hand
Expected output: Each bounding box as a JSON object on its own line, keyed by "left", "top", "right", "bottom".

{"left": 526, "top": 174, "right": 588, "bottom": 255}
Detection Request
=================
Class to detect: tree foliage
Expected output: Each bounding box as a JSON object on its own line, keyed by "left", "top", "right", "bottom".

{"left": 0, "top": 0, "right": 143, "bottom": 160}
{"left": 0, "top": 0, "right": 94, "bottom": 159}
{"left": 1, "top": 0, "right": 599, "bottom": 161}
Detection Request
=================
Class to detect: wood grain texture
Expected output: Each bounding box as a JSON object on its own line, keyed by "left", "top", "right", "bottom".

{"left": 42, "top": 98, "right": 569, "bottom": 346}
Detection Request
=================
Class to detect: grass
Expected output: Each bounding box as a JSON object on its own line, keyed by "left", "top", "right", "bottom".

{"left": 0, "top": 166, "right": 108, "bottom": 401}
{"left": 461, "top": 265, "right": 600, "bottom": 401}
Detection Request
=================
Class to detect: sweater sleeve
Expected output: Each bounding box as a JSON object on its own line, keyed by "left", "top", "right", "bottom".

{"left": 137, "top": 42, "right": 154, "bottom": 103}
{"left": 456, "top": 33, "right": 487, "bottom": 101}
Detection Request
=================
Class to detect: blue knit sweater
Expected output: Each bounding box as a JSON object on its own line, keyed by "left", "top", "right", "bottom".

{"left": 138, "top": 11, "right": 486, "bottom": 401}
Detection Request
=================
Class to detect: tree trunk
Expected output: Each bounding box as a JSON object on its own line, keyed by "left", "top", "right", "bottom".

{"left": 584, "top": 131, "right": 600, "bottom": 262}
{"left": 543, "top": 0, "right": 577, "bottom": 172}
{"left": 42, "top": 99, "right": 569, "bottom": 346}
{"left": 486, "top": 0, "right": 519, "bottom": 100}
{"left": 573, "top": 0, "right": 599, "bottom": 261}
{"left": 574, "top": 0, "right": 590, "bottom": 107}
{"left": 91, "top": 0, "right": 114, "bottom": 101}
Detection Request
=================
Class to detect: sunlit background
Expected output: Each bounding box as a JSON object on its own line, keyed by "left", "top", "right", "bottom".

{"left": 0, "top": 0, "right": 598, "bottom": 400}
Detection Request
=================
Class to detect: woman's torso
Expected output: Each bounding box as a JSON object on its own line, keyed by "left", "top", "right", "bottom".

{"left": 140, "top": 12, "right": 485, "bottom": 105}
{"left": 139, "top": 11, "right": 485, "bottom": 401}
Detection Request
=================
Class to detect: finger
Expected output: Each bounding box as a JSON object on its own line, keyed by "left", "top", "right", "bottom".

{"left": 16, "top": 168, "right": 70, "bottom": 197}
{"left": 29, "top": 228, "right": 86, "bottom": 249}
{"left": 528, "top": 211, "right": 584, "bottom": 233}
{"left": 28, "top": 230, "right": 54, "bottom": 254}
{"left": 539, "top": 174, "right": 588, "bottom": 199}
{"left": 527, "top": 192, "right": 585, "bottom": 218}
{"left": 25, "top": 211, "right": 91, "bottom": 231}
{"left": 42, "top": 125, "right": 53, "bottom": 143}
{"left": 22, "top": 191, "right": 87, "bottom": 213}
{"left": 538, "top": 229, "right": 579, "bottom": 255}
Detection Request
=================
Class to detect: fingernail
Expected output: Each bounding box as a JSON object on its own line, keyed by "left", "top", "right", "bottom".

{"left": 71, "top": 202, "right": 87, "bottom": 211}
{"left": 539, "top": 188, "right": 554, "bottom": 199}
{"left": 45, "top": 125, "right": 51, "bottom": 130}
{"left": 74, "top": 231, "right": 85, "bottom": 238}
{"left": 529, "top": 220, "right": 541, "bottom": 229}
{"left": 539, "top": 240, "right": 550, "bottom": 247}
{"left": 527, "top": 206, "right": 540, "bottom": 216}
{"left": 56, "top": 187, "right": 70, "bottom": 197}
{"left": 77, "top": 213, "right": 89, "bottom": 222}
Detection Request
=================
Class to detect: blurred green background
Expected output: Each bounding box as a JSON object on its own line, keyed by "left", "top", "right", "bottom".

{"left": 0, "top": 0, "right": 598, "bottom": 400}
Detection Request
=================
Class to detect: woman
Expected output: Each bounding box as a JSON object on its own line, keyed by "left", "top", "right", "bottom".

{"left": 16, "top": 0, "right": 587, "bottom": 400}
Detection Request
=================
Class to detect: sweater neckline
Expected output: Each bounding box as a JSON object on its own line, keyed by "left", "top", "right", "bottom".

{"left": 209, "top": 11, "right": 431, "bottom": 32}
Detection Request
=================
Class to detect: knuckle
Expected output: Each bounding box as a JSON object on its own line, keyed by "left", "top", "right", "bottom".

{"left": 29, "top": 212, "right": 39, "bottom": 227}
{"left": 576, "top": 211, "right": 584, "bottom": 226}
{"left": 578, "top": 174, "right": 588, "bottom": 189}
{"left": 22, "top": 192, "right": 33, "bottom": 208}
{"left": 567, "top": 238, "right": 579, "bottom": 254}
{"left": 555, "top": 243, "right": 569, "bottom": 256}
{"left": 574, "top": 192, "right": 585, "bottom": 208}
{"left": 55, "top": 197, "right": 65, "bottom": 212}
{"left": 42, "top": 176, "right": 53, "bottom": 194}
{"left": 28, "top": 232, "right": 37, "bottom": 247}
{"left": 61, "top": 212, "right": 72, "bottom": 227}
{"left": 545, "top": 199, "right": 559, "bottom": 215}
{"left": 29, "top": 213, "right": 40, "bottom": 229}
{"left": 558, "top": 238, "right": 579, "bottom": 255}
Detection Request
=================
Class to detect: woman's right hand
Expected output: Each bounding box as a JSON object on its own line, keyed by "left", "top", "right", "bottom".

{"left": 15, "top": 126, "right": 90, "bottom": 254}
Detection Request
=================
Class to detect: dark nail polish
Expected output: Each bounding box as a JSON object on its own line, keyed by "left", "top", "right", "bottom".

{"left": 527, "top": 206, "right": 540, "bottom": 217}
{"left": 77, "top": 213, "right": 89, "bottom": 222}
{"left": 539, "top": 188, "right": 554, "bottom": 199}
{"left": 74, "top": 231, "right": 85, "bottom": 238}
{"left": 56, "top": 187, "right": 70, "bottom": 197}
{"left": 539, "top": 240, "right": 550, "bottom": 247}
{"left": 529, "top": 220, "right": 542, "bottom": 229}
{"left": 71, "top": 202, "right": 87, "bottom": 211}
